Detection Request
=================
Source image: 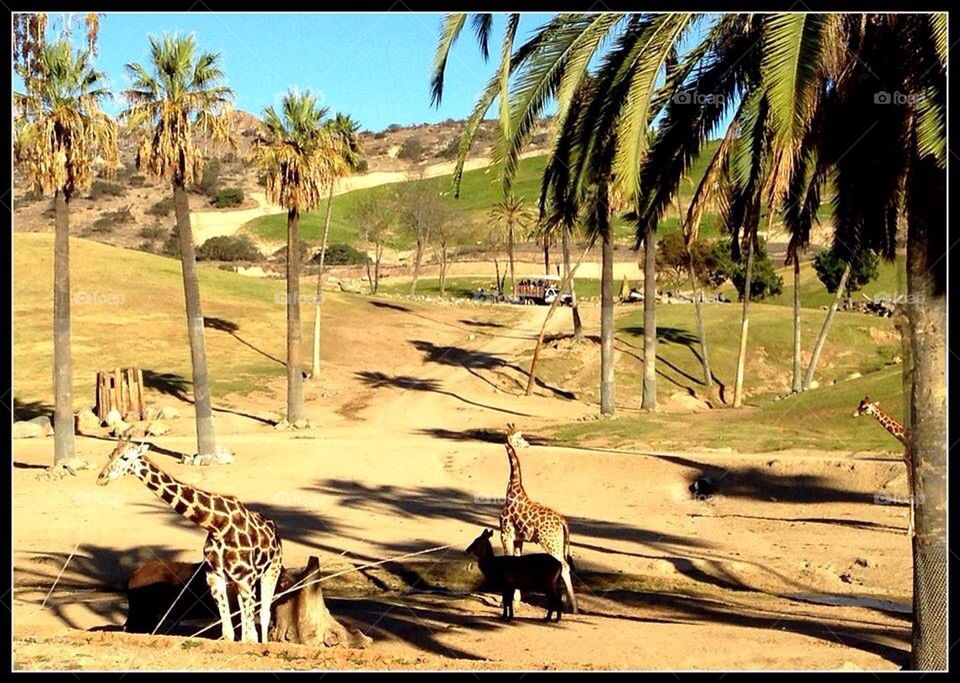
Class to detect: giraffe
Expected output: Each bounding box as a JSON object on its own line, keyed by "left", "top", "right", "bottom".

{"left": 97, "top": 440, "right": 283, "bottom": 642}
{"left": 499, "top": 423, "right": 578, "bottom": 613}
{"left": 853, "top": 396, "right": 914, "bottom": 535}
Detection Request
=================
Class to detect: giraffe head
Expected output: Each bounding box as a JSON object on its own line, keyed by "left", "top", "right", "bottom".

{"left": 852, "top": 396, "right": 879, "bottom": 418}
{"left": 465, "top": 528, "right": 495, "bottom": 558}
{"left": 505, "top": 423, "right": 530, "bottom": 449}
{"left": 97, "top": 439, "right": 149, "bottom": 486}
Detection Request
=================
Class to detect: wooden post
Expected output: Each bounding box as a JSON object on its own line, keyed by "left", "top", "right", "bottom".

{"left": 95, "top": 368, "right": 146, "bottom": 422}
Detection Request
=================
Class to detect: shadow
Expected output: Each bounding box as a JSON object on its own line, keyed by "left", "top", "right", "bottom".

{"left": 141, "top": 368, "right": 276, "bottom": 426}
{"left": 369, "top": 301, "right": 412, "bottom": 313}
{"left": 658, "top": 454, "right": 904, "bottom": 506}
{"left": 416, "top": 427, "right": 553, "bottom": 447}
{"left": 354, "top": 371, "right": 534, "bottom": 418}
{"left": 619, "top": 326, "right": 728, "bottom": 398}
{"left": 689, "top": 513, "right": 906, "bottom": 534}
{"left": 204, "top": 316, "right": 289, "bottom": 370}
{"left": 459, "top": 319, "right": 505, "bottom": 329}
{"left": 13, "top": 461, "right": 47, "bottom": 470}
{"left": 410, "top": 339, "right": 576, "bottom": 400}
{"left": 13, "top": 397, "right": 53, "bottom": 421}
{"left": 601, "top": 589, "right": 909, "bottom": 667}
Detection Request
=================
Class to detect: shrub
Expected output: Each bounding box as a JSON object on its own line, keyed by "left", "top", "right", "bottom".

{"left": 162, "top": 226, "right": 181, "bottom": 258}
{"left": 397, "top": 135, "right": 424, "bottom": 161}
{"left": 137, "top": 240, "right": 156, "bottom": 253}
{"left": 436, "top": 137, "right": 460, "bottom": 160}
{"left": 813, "top": 247, "right": 880, "bottom": 296}
{"left": 386, "top": 123, "right": 403, "bottom": 133}
{"left": 196, "top": 234, "right": 262, "bottom": 262}
{"left": 147, "top": 197, "right": 176, "bottom": 217}
{"left": 210, "top": 187, "right": 244, "bottom": 208}
{"left": 128, "top": 174, "right": 147, "bottom": 187}
{"left": 90, "top": 206, "right": 135, "bottom": 233}
{"left": 310, "top": 243, "right": 367, "bottom": 266}
{"left": 356, "top": 158, "right": 369, "bottom": 173}
{"left": 87, "top": 180, "right": 127, "bottom": 200}
{"left": 17, "top": 188, "right": 44, "bottom": 205}
{"left": 257, "top": 172, "right": 268, "bottom": 187}
{"left": 194, "top": 159, "right": 221, "bottom": 196}
{"left": 139, "top": 225, "right": 168, "bottom": 240}
{"left": 373, "top": 131, "right": 387, "bottom": 140}
{"left": 730, "top": 246, "right": 784, "bottom": 301}
{"left": 271, "top": 241, "right": 311, "bottom": 263}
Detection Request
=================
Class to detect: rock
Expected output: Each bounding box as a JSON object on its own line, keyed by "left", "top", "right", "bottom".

{"left": 274, "top": 420, "right": 291, "bottom": 431}
{"left": 27, "top": 415, "right": 53, "bottom": 436}
{"left": 129, "top": 425, "right": 147, "bottom": 440}
{"left": 214, "top": 445, "right": 235, "bottom": 464}
{"left": 144, "top": 406, "right": 160, "bottom": 421}
{"left": 338, "top": 278, "right": 363, "bottom": 294}
{"left": 104, "top": 409, "right": 124, "bottom": 428}
{"left": 145, "top": 420, "right": 169, "bottom": 436}
{"left": 158, "top": 406, "right": 181, "bottom": 420}
{"left": 293, "top": 418, "right": 310, "bottom": 430}
{"left": 808, "top": 380, "right": 820, "bottom": 390}
{"left": 75, "top": 407, "right": 101, "bottom": 435}
{"left": 846, "top": 372, "right": 862, "bottom": 381}
{"left": 109, "top": 418, "right": 134, "bottom": 437}
{"left": 666, "top": 391, "right": 709, "bottom": 413}
{"left": 60, "top": 457, "right": 93, "bottom": 473}
{"left": 182, "top": 445, "right": 234, "bottom": 466}
{"left": 124, "top": 411, "right": 142, "bottom": 423}
{"left": 13, "top": 421, "right": 46, "bottom": 439}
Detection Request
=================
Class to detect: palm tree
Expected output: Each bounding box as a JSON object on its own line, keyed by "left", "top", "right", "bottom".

{"left": 14, "top": 37, "right": 117, "bottom": 468}
{"left": 311, "top": 112, "right": 362, "bottom": 378}
{"left": 122, "top": 33, "right": 233, "bottom": 456}
{"left": 254, "top": 90, "right": 347, "bottom": 424}
{"left": 489, "top": 194, "right": 533, "bottom": 298}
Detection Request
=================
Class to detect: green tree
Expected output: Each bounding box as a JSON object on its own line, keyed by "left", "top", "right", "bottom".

{"left": 14, "top": 27, "right": 117, "bottom": 469}
{"left": 122, "top": 33, "right": 234, "bottom": 457}
{"left": 254, "top": 90, "right": 346, "bottom": 424}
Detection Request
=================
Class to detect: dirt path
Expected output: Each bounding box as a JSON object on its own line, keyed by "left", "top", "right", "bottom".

{"left": 12, "top": 301, "right": 912, "bottom": 670}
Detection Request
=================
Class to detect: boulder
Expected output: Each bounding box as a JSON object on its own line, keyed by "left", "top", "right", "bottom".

{"left": 666, "top": 391, "right": 710, "bottom": 413}
{"left": 13, "top": 421, "right": 46, "bottom": 439}
{"left": 157, "top": 406, "right": 181, "bottom": 420}
{"left": 293, "top": 418, "right": 310, "bottom": 430}
{"left": 27, "top": 415, "right": 53, "bottom": 436}
{"left": 104, "top": 408, "right": 124, "bottom": 428}
{"left": 144, "top": 406, "right": 160, "bottom": 422}
{"left": 75, "top": 407, "right": 101, "bottom": 435}
{"left": 338, "top": 278, "right": 364, "bottom": 294}
{"left": 145, "top": 420, "right": 170, "bottom": 436}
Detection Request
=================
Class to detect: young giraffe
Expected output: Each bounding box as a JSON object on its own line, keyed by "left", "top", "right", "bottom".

{"left": 97, "top": 440, "right": 283, "bottom": 642}
{"left": 853, "top": 396, "right": 914, "bottom": 535}
{"left": 499, "top": 423, "right": 578, "bottom": 613}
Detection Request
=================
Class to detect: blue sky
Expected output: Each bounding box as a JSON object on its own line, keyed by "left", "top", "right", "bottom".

{"left": 60, "top": 12, "right": 556, "bottom": 131}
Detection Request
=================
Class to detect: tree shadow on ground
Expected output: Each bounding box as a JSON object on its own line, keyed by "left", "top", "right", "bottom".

{"left": 598, "top": 589, "right": 909, "bottom": 667}
{"left": 415, "top": 427, "right": 553, "bottom": 446}
{"left": 369, "top": 301, "right": 412, "bottom": 313}
{"left": 204, "top": 316, "right": 289, "bottom": 370}
{"left": 141, "top": 368, "right": 276, "bottom": 426}
{"left": 619, "top": 325, "right": 728, "bottom": 399}
{"left": 410, "top": 339, "right": 576, "bottom": 400}
{"left": 459, "top": 319, "right": 505, "bottom": 329}
{"left": 14, "top": 397, "right": 54, "bottom": 421}
{"left": 354, "top": 371, "right": 534, "bottom": 418}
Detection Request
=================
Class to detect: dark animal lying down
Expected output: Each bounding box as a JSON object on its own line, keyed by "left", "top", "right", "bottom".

{"left": 465, "top": 528, "right": 565, "bottom": 622}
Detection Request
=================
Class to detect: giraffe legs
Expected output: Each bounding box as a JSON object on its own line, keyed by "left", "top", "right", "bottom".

{"left": 206, "top": 570, "right": 235, "bottom": 642}
{"left": 258, "top": 557, "right": 282, "bottom": 643}
{"left": 237, "top": 584, "right": 258, "bottom": 643}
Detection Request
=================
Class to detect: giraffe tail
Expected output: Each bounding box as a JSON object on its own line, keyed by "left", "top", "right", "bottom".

{"left": 564, "top": 522, "right": 576, "bottom": 572}
{"left": 562, "top": 522, "right": 578, "bottom": 613}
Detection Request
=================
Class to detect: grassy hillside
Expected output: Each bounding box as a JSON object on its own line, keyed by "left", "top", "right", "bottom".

{"left": 12, "top": 233, "right": 372, "bottom": 410}
{"left": 242, "top": 141, "right": 728, "bottom": 248}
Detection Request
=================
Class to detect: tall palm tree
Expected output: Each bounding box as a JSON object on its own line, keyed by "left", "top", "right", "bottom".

{"left": 254, "top": 90, "right": 347, "bottom": 424}
{"left": 14, "top": 37, "right": 117, "bottom": 468}
{"left": 489, "top": 193, "right": 533, "bottom": 298}
{"left": 122, "top": 33, "right": 233, "bottom": 456}
{"left": 311, "top": 112, "right": 362, "bottom": 378}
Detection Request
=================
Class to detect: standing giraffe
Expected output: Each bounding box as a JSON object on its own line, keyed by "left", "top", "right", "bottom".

{"left": 499, "top": 424, "right": 578, "bottom": 613}
{"left": 97, "top": 440, "right": 283, "bottom": 642}
{"left": 853, "top": 396, "right": 914, "bottom": 535}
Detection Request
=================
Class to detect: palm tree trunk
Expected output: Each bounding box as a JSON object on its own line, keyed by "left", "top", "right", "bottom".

{"left": 493, "top": 257, "right": 502, "bottom": 296}
{"left": 599, "top": 201, "right": 615, "bottom": 415}
{"left": 732, "top": 236, "right": 755, "bottom": 408}
{"left": 641, "top": 222, "right": 657, "bottom": 410}
{"left": 311, "top": 185, "right": 335, "bottom": 378}
{"left": 791, "top": 256, "right": 802, "bottom": 393}
{"left": 508, "top": 222, "right": 516, "bottom": 298}
{"left": 802, "top": 261, "right": 851, "bottom": 390}
{"left": 286, "top": 208, "right": 304, "bottom": 423}
{"left": 906, "top": 232, "right": 946, "bottom": 669}
{"left": 561, "top": 227, "right": 583, "bottom": 341}
{"left": 410, "top": 228, "right": 424, "bottom": 295}
{"left": 686, "top": 253, "right": 714, "bottom": 401}
{"left": 439, "top": 247, "right": 448, "bottom": 296}
{"left": 173, "top": 181, "right": 216, "bottom": 455}
{"left": 543, "top": 235, "right": 550, "bottom": 275}
{"left": 52, "top": 190, "right": 75, "bottom": 467}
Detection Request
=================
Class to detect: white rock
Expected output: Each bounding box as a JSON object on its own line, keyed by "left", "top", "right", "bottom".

{"left": 158, "top": 406, "right": 181, "bottom": 420}
{"left": 13, "top": 421, "right": 45, "bottom": 439}
{"left": 104, "top": 409, "right": 124, "bottom": 428}
{"left": 75, "top": 407, "right": 101, "bottom": 435}
{"left": 145, "top": 420, "right": 169, "bottom": 436}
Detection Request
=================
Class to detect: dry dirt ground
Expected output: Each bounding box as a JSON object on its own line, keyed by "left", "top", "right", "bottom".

{"left": 12, "top": 304, "right": 912, "bottom": 671}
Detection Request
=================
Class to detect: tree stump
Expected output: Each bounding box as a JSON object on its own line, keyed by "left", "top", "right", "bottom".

{"left": 270, "top": 556, "right": 372, "bottom": 648}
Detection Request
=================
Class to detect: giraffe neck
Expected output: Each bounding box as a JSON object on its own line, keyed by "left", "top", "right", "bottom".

{"left": 133, "top": 458, "right": 221, "bottom": 532}
{"left": 505, "top": 442, "right": 526, "bottom": 499}
{"left": 872, "top": 408, "right": 909, "bottom": 446}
